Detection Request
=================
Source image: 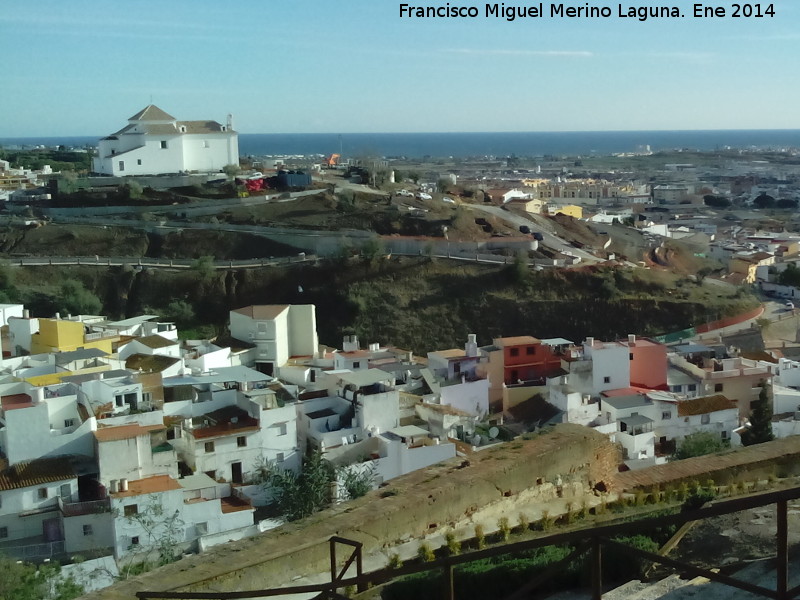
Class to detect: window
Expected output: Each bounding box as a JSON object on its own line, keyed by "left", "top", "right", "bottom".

{"left": 0, "top": 526, "right": 7, "bottom": 539}
{"left": 142, "top": 392, "right": 152, "bottom": 404}
{"left": 526, "top": 347, "right": 535, "bottom": 356}
{"left": 721, "top": 430, "right": 729, "bottom": 440}
{"left": 137, "top": 159, "right": 142, "bottom": 165}
{"left": 196, "top": 522, "right": 208, "bottom": 535}
{"left": 603, "top": 376, "right": 610, "bottom": 384}
{"left": 688, "top": 384, "right": 697, "bottom": 392}
{"left": 83, "top": 524, "right": 93, "bottom": 536}
{"left": 204, "top": 441, "right": 215, "bottom": 453}
{"left": 353, "top": 361, "right": 360, "bottom": 369}
{"left": 510, "top": 348, "right": 519, "bottom": 357}
{"left": 714, "top": 383, "right": 724, "bottom": 392}
{"left": 237, "top": 436, "right": 247, "bottom": 448}
{"left": 131, "top": 536, "right": 140, "bottom": 546}
{"left": 701, "top": 414, "right": 711, "bottom": 425}
{"left": 124, "top": 504, "right": 138, "bottom": 517}
{"left": 115, "top": 395, "right": 124, "bottom": 407}
{"left": 629, "top": 353, "right": 634, "bottom": 361}
{"left": 160, "top": 140, "right": 168, "bottom": 149}
{"left": 64, "top": 418, "right": 75, "bottom": 428}
{"left": 671, "top": 386, "right": 682, "bottom": 393}
{"left": 662, "top": 411, "right": 672, "bottom": 420}
{"left": 203, "top": 140, "right": 210, "bottom": 148}
{"left": 38, "top": 488, "right": 48, "bottom": 500}
{"left": 276, "top": 452, "right": 285, "bottom": 463}
{"left": 118, "top": 160, "right": 124, "bottom": 172}
{"left": 453, "top": 362, "right": 461, "bottom": 374}
{"left": 277, "top": 423, "right": 288, "bottom": 436}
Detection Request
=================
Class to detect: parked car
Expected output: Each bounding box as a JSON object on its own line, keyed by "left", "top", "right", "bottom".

{"left": 786, "top": 301, "right": 795, "bottom": 310}
{"left": 442, "top": 197, "right": 455, "bottom": 204}
{"left": 397, "top": 189, "right": 413, "bottom": 197}
{"left": 417, "top": 193, "right": 432, "bottom": 200}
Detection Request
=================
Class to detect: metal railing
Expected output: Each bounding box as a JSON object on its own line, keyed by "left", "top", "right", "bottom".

{"left": 137, "top": 485, "right": 800, "bottom": 600}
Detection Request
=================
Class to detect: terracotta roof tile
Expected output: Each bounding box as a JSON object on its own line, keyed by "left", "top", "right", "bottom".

{"left": 677, "top": 394, "right": 737, "bottom": 416}
{"left": 94, "top": 423, "right": 165, "bottom": 443}
{"left": 231, "top": 305, "right": 289, "bottom": 320}
{"left": 0, "top": 457, "right": 75, "bottom": 491}
{"left": 112, "top": 474, "right": 181, "bottom": 498}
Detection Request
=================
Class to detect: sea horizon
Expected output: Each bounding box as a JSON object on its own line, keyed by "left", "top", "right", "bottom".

{"left": 2, "top": 128, "right": 799, "bottom": 159}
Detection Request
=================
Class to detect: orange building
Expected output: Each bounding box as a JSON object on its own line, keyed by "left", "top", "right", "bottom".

{"left": 622, "top": 335, "right": 668, "bottom": 391}
{"left": 493, "top": 336, "right": 563, "bottom": 384}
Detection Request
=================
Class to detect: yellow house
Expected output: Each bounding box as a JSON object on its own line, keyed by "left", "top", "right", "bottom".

{"left": 30, "top": 318, "right": 117, "bottom": 355}
{"left": 552, "top": 204, "right": 583, "bottom": 219}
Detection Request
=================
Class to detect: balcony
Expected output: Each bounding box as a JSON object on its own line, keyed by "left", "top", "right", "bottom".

{"left": 57, "top": 496, "right": 111, "bottom": 517}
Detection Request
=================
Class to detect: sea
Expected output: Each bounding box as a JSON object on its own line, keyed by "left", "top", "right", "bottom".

{"left": 2, "top": 130, "right": 800, "bottom": 159}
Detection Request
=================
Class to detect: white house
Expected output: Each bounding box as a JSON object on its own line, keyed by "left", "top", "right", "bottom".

{"left": 108, "top": 474, "right": 253, "bottom": 561}
{"left": 229, "top": 305, "right": 319, "bottom": 377}
{"left": 0, "top": 457, "right": 78, "bottom": 557}
{"left": 92, "top": 105, "right": 239, "bottom": 177}
{"left": 0, "top": 384, "right": 97, "bottom": 465}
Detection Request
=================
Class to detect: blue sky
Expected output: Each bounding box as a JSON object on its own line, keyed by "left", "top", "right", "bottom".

{"left": 1, "top": 0, "right": 798, "bottom": 136}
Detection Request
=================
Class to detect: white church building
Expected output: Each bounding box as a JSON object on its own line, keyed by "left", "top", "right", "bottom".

{"left": 92, "top": 105, "right": 239, "bottom": 176}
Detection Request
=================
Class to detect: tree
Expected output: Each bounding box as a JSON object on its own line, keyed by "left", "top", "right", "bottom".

{"left": 337, "top": 463, "right": 376, "bottom": 500}
{"left": 753, "top": 192, "right": 776, "bottom": 209}
{"left": 58, "top": 279, "right": 102, "bottom": 315}
{"left": 165, "top": 300, "right": 195, "bottom": 327}
{"left": 777, "top": 262, "right": 800, "bottom": 287}
{"left": 119, "top": 496, "right": 185, "bottom": 576}
{"left": 222, "top": 164, "right": 241, "bottom": 180}
{"left": 703, "top": 195, "right": 731, "bottom": 208}
{"left": 673, "top": 431, "right": 728, "bottom": 460}
{"left": 742, "top": 382, "right": 774, "bottom": 446}
{"left": 0, "top": 554, "right": 83, "bottom": 600}
{"left": 191, "top": 255, "right": 216, "bottom": 281}
{"left": 268, "top": 450, "right": 335, "bottom": 521}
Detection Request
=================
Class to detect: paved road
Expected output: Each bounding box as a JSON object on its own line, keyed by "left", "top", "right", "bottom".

{"left": 466, "top": 204, "right": 602, "bottom": 264}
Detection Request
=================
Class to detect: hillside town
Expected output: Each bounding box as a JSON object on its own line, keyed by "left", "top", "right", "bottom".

{"left": 0, "top": 296, "right": 796, "bottom": 575}
{"left": 4, "top": 107, "right": 800, "bottom": 598}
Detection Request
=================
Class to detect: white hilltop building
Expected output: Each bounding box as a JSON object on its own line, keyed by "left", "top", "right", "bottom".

{"left": 92, "top": 105, "right": 239, "bottom": 176}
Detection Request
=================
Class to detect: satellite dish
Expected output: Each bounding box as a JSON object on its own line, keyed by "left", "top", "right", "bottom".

{"left": 489, "top": 426, "right": 499, "bottom": 439}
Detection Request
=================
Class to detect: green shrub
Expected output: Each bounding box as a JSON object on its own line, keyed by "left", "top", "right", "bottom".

{"left": 498, "top": 517, "right": 511, "bottom": 541}
{"left": 474, "top": 524, "right": 486, "bottom": 549}
{"left": 444, "top": 531, "right": 461, "bottom": 556}
{"left": 417, "top": 542, "right": 435, "bottom": 563}
{"left": 517, "top": 512, "right": 529, "bottom": 533}
{"left": 387, "top": 553, "right": 403, "bottom": 570}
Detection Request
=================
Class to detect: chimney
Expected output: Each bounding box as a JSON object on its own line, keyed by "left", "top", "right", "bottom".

{"left": 55, "top": 312, "right": 61, "bottom": 320}
{"left": 343, "top": 335, "right": 359, "bottom": 352}
{"left": 109, "top": 480, "right": 119, "bottom": 493}
{"left": 119, "top": 478, "right": 128, "bottom": 492}
{"left": 23, "top": 309, "right": 30, "bottom": 319}
{"left": 31, "top": 386, "right": 45, "bottom": 404}
{"left": 628, "top": 334, "right": 636, "bottom": 346}
{"left": 465, "top": 334, "right": 479, "bottom": 358}
{"left": 586, "top": 337, "right": 595, "bottom": 347}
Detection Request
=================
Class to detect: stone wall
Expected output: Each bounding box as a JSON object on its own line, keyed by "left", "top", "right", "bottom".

{"left": 86, "top": 424, "right": 617, "bottom": 600}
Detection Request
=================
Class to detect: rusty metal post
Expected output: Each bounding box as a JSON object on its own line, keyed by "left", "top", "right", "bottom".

{"left": 777, "top": 500, "right": 788, "bottom": 600}
{"left": 356, "top": 543, "right": 365, "bottom": 593}
{"left": 443, "top": 560, "right": 455, "bottom": 600}
{"left": 591, "top": 537, "right": 602, "bottom": 600}
{"left": 330, "top": 538, "right": 338, "bottom": 593}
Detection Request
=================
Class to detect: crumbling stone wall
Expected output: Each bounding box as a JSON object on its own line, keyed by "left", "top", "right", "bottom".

{"left": 86, "top": 424, "right": 617, "bottom": 600}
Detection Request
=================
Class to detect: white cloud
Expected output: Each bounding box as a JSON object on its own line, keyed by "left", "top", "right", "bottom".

{"left": 445, "top": 48, "right": 593, "bottom": 57}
